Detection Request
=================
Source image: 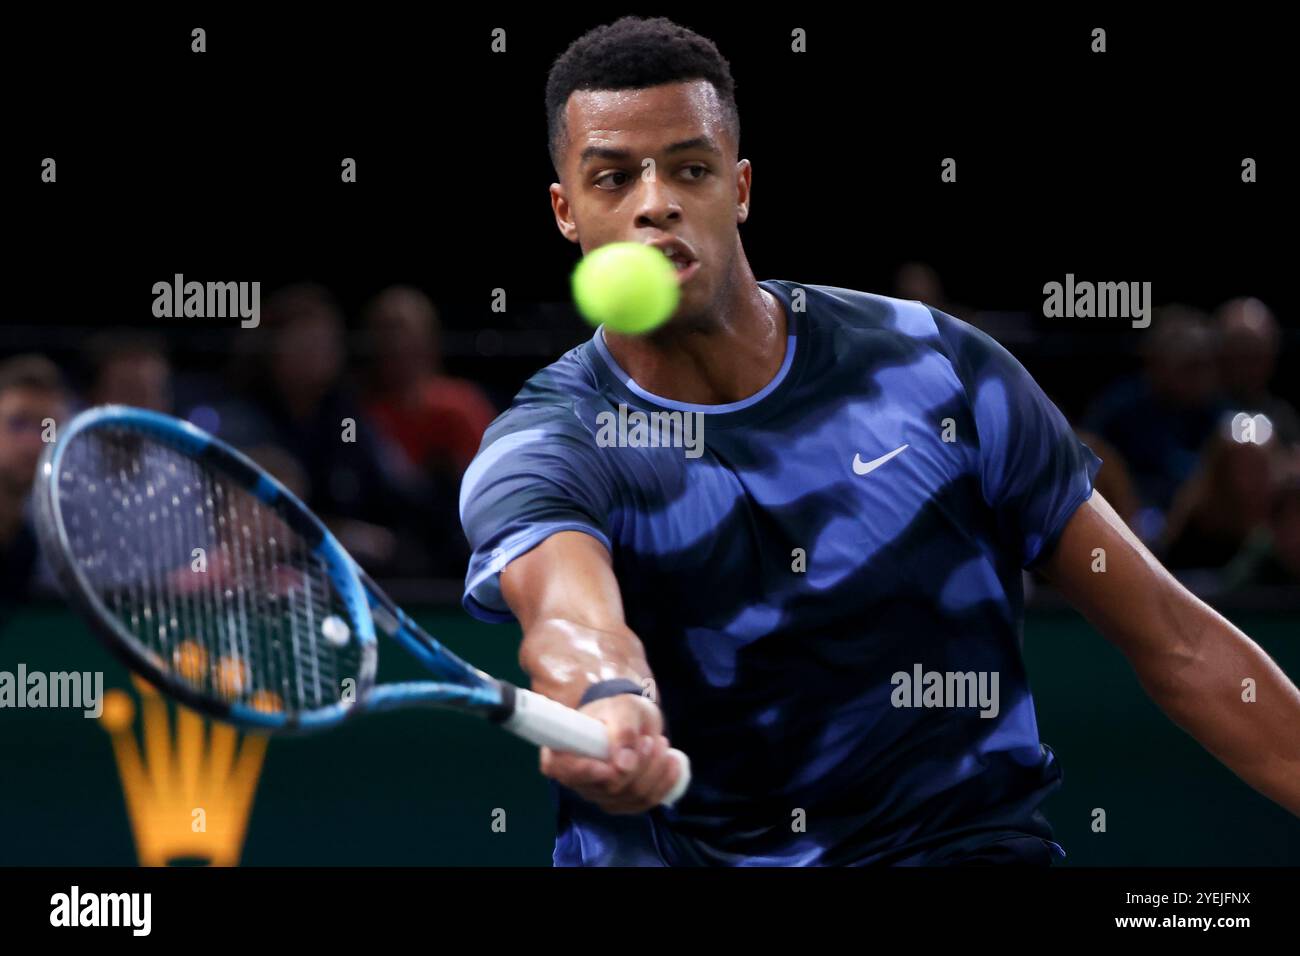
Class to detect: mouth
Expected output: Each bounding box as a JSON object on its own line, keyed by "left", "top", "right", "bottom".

{"left": 657, "top": 247, "right": 699, "bottom": 283}
{"left": 671, "top": 257, "right": 700, "bottom": 284}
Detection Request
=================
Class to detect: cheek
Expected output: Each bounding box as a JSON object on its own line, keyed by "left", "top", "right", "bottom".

{"left": 700, "top": 234, "right": 734, "bottom": 277}
{"left": 570, "top": 198, "right": 619, "bottom": 241}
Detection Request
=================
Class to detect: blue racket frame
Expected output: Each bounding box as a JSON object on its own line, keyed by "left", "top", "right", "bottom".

{"left": 36, "top": 405, "right": 506, "bottom": 734}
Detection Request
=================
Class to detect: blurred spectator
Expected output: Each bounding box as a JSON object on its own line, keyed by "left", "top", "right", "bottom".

{"left": 1083, "top": 306, "right": 1225, "bottom": 537}
{"left": 6, "top": 278, "right": 1291, "bottom": 597}
{"left": 242, "top": 444, "right": 310, "bottom": 501}
{"left": 83, "top": 330, "right": 172, "bottom": 412}
{"left": 1222, "top": 453, "right": 1300, "bottom": 589}
{"left": 362, "top": 285, "right": 497, "bottom": 476}
{"left": 1215, "top": 297, "right": 1299, "bottom": 448}
{"left": 216, "top": 283, "right": 466, "bottom": 576}
{"left": 1161, "top": 424, "right": 1281, "bottom": 570}
{"left": 0, "top": 355, "right": 71, "bottom": 606}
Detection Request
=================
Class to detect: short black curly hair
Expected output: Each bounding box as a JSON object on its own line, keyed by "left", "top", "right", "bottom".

{"left": 545, "top": 17, "right": 740, "bottom": 173}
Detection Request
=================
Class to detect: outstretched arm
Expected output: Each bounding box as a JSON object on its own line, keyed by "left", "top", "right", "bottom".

{"left": 1040, "top": 492, "right": 1300, "bottom": 816}
{"left": 500, "top": 530, "right": 683, "bottom": 813}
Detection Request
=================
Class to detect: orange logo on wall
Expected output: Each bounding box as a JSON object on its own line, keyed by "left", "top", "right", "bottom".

{"left": 97, "top": 676, "right": 268, "bottom": 866}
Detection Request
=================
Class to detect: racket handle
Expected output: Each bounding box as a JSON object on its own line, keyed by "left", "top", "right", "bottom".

{"left": 502, "top": 686, "right": 692, "bottom": 808}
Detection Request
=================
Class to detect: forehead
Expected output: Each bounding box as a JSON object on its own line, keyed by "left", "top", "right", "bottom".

{"left": 563, "top": 80, "right": 728, "bottom": 155}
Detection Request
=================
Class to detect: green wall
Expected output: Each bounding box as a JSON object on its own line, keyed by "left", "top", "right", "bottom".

{"left": 0, "top": 604, "right": 1295, "bottom": 865}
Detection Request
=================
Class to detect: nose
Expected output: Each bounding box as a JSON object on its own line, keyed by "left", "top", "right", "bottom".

{"left": 633, "top": 174, "right": 682, "bottom": 230}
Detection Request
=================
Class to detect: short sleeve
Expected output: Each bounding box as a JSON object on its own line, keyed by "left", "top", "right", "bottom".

{"left": 458, "top": 413, "right": 614, "bottom": 622}
{"left": 930, "top": 307, "right": 1102, "bottom": 568}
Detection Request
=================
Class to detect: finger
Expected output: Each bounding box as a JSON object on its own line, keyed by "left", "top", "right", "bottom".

{"left": 601, "top": 733, "right": 658, "bottom": 796}
{"left": 628, "top": 736, "right": 676, "bottom": 806}
{"left": 592, "top": 738, "right": 672, "bottom": 813}
{"left": 542, "top": 750, "right": 618, "bottom": 788}
{"left": 649, "top": 737, "right": 682, "bottom": 806}
{"left": 607, "top": 731, "right": 644, "bottom": 773}
{"left": 617, "top": 735, "right": 665, "bottom": 805}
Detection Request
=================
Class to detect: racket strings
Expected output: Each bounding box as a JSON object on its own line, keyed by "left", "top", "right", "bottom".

{"left": 57, "top": 426, "right": 362, "bottom": 717}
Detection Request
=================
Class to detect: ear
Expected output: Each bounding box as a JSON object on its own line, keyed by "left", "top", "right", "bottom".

{"left": 550, "top": 182, "right": 580, "bottom": 244}
{"left": 735, "top": 159, "right": 753, "bottom": 224}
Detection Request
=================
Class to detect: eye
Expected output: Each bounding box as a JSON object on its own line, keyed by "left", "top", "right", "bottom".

{"left": 594, "top": 171, "right": 631, "bottom": 190}
{"left": 681, "top": 164, "right": 709, "bottom": 180}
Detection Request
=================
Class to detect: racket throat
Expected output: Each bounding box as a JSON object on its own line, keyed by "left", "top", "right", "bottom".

{"left": 485, "top": 680, "right": 517, "bottom": 724}
{"left": 491, "top": 683, "right": 610, "bottom": 761}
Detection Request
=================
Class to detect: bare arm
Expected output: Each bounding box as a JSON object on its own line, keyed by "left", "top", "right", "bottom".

{"left": 500, "top": 530, "right": 682, "bottom": 812}
{"left": 501, "top": 530, "right": 651, "bottom": 708}
{"left": 1041, "top": 492, "right": 1300, "bottom": 816}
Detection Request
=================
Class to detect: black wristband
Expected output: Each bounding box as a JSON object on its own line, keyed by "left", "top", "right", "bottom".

{"left": 578, "top": 678, "right": 646, "bottom": 708}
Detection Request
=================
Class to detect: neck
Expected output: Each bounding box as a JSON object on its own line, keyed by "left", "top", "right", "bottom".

{"left": 602, "top": 258, "right": 786, "bottom": 406}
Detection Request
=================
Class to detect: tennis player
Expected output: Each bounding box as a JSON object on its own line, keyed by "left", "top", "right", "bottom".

{"left": 459, "top": 17, "right": 1300, "bottom": 865}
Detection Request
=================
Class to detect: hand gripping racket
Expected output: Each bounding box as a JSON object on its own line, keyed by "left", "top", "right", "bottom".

{"left": 34, "top": 406, "right": 690, "bottom": 806}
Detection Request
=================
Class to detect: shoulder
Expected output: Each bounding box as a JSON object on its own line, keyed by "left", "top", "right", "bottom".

{"left": 510, "top": 341, "right": 604, "bottom": 409}
{"left": 477, "top": 342, "right": 608, "bottom": 449}
{"left": 767, "top": 280, "right": 940, "bottom": 340}
{"left": 767, "top": 280, "right": 1012, "bottom": 389}
{"left": 460, "top": 344, "right": 612, "bottom": 511}
{"left": 766, "top": 279, "right": 999, "bottom": 363}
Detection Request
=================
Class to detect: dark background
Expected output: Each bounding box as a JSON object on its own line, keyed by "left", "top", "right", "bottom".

{"left": 8, "top": 11, "right": 1293, "bottom": 420}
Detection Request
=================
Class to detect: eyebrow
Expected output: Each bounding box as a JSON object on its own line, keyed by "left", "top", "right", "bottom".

{"left": 578, "top": 136, "right": 723, "bottom": 167}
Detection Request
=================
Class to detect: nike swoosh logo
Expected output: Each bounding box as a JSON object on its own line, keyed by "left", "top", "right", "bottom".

{"left": 852, "top": 443, "right": 909, "bottom": 476}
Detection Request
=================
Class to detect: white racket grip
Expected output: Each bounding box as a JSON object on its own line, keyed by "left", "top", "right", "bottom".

{"left": 503, "top": 687, "right": 692, "bottom": 807}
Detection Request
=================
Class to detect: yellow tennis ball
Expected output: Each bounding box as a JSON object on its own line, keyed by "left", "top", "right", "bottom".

{"left": 572, "top": 242, "right": 680, "bottom": 334}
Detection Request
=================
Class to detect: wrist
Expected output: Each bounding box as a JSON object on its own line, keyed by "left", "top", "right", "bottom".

{"left": 578, "top": 678, "right": 646, "bottom": 708}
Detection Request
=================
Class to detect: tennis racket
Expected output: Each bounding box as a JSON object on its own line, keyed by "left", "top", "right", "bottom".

{"left": 34, "top": 405, "right": 690, "bottom": 806}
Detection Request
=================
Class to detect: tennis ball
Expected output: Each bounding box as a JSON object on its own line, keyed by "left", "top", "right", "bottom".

{"left": 572, "top": 242, "right": 680, "bottom": 334}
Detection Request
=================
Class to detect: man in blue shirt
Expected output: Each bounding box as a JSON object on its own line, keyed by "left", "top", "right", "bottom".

{"left": 459, "top": 17, "right": 1300, "bottom": 865}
